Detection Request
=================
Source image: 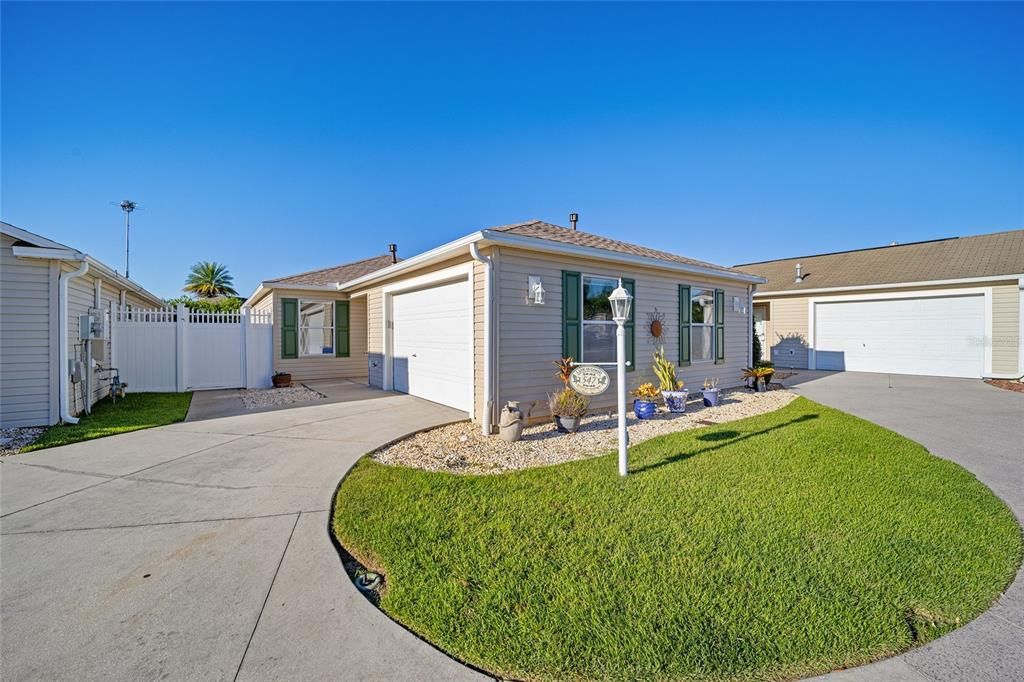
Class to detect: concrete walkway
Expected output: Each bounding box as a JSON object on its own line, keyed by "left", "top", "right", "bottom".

{"left": 791, "top": 372, "right": 1024, "bottom": 682}
{"left": 0, "top": 391, "right": 481, "bottom": 681}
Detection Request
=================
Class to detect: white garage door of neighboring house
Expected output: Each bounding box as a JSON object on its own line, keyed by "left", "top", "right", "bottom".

{"left": 813, "top": 295, "right": 985, "bottom": 378}
{"left": 391, "top": 279, "right": 472, "bottom": 412}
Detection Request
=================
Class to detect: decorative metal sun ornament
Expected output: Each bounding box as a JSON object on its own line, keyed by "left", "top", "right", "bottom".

{"left": 646, "top": 308, "right": 666, "bottom": 338}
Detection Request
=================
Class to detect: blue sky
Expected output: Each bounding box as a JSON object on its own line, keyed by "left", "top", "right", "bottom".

{"left": 3, "top": 2, "right": 1021, "bottom": 299}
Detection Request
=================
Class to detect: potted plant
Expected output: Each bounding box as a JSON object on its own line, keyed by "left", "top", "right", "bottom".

{"left": 549, "top": 387, "right": 589, "bottom": 433}
{"left": 752, "top": 366, "right": 774, "bottom": 392}
{"left": 632, "top": 382, "right": 660, "bottom": 420}
{"left": 652, "top": 346, "right": 687, "bottom": 413}
{"left": 272, "top": 371, "right": 292, "bottom": 388}
{"left": 741, "top": 367, "right": 757, "bottom": 390}
{"left": 756, "top": 362, "right": 775, "bottom": 390}
{"left": 702, "top": 377, "right": 721, "bottom": 406}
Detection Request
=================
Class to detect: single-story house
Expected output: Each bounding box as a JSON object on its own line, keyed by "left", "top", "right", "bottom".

{"left": 1, "top": 222, "right": 164, "bottom": 428}
{"left": 735, "top": 229, "right": 1024, "bottom": 380}
{"left": 246, "top": 220, "right": 767, "bottom": 432}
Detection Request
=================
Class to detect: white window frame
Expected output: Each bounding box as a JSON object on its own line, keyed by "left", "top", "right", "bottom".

{"left": 298, "top": 299, "right": 335, "bottom": 357}
{"left": 690, "top": 287, "right": 716, "bottom": 364}
{"left": 581, "top": 273, "right": 619, "bottom": 364}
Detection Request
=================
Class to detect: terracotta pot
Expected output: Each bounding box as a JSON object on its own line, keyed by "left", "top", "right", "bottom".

{"left": 272, "top": 374, "right": 292, "bottom": 388}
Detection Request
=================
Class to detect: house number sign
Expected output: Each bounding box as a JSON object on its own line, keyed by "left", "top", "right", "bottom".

{"left": 569, "top": 365, "right": 611, "bottom": 396}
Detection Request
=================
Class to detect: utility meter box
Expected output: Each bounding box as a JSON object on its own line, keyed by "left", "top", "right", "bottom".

{"left": 79, "top": 314, "right": 95, "bottom": 340}
{"left": 79, "top": 314, "right": 107, "bottom": 340}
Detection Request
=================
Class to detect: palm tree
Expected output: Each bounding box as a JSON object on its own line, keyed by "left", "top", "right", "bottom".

{"left": 184, "top": 261, "right": 238, "bottom": 298}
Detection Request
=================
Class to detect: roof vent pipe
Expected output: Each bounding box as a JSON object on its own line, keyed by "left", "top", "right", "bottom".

{"left": 795, "top": 263, "right": 803, "bottom": 283}
{"left": 388, "top": 243, "right": 398, "bottom": 263}
{"left": 569, "top": 213, "right": 578, "bottom": 231}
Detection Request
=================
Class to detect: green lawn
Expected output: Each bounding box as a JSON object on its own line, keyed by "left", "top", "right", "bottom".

{"left": 334, "top": 398, "right": 1022, "bottom": 682}
{"left": 22, "top": 392, "right": 193, "bottom": 452}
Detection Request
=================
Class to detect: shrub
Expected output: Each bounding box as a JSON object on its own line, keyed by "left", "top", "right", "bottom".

{"left": 752, "top": 327, "right": 763, "bottom": 365}
{"left": 632, "top": 382, "right": 660, "bottom": 401}
{"left": 652, "top": 346, "right": 683, "bottom": 391}
{"left": 549, "top": 387, "right": 589, "bottom": 418}
{"left": 165, "top": 296, "right": 243, "bottom": 312}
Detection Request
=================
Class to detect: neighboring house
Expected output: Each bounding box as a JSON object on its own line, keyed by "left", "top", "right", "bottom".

{"left": 246, "top": 220, "right": 766, "bottom": 431}
{"left": 735, "top": 230, "right": 1024, "bottom": 380}
{"left": 0, "top": 222, "right": 164, "bottom": 428}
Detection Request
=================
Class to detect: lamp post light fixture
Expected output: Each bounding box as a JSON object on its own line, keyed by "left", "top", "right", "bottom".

{"left": 608, "top": 279, "right": 633, "bottom": 476}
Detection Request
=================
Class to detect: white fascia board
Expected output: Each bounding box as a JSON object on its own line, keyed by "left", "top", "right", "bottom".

{"left": 245, "top": 282, "right": 348, "bottom": 307}
{"left": 337, "top": 231, "right": 486, "bottom": 292}
{"left": 481, "top": 231, "right": 768, "bottom": 285}
{"left": 1, "top": 222, "right": 75, "bottom": 251}
{"left": 12, "top": 245, "right": 86, "bottom": 261}
{"left": 82, "top": 256, "right": 164, "bottom": 305}
{"left": 13, "top": 245, "right": 163, "bottom": 305}
{"left": 753, "top": 274, "right": 1024, "bottom": 298}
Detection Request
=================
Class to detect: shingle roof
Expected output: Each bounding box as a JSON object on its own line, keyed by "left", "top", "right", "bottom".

{"left": 734, "top": 230, "right": 1024, "bottom": 293}
{"left": 266, "top": 254, "right": 398, "bottom": 287}
{"left": 488, "top": 220, "right": 753, "bottom": 278}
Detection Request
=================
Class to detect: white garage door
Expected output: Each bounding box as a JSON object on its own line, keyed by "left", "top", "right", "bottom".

{"left": 391, "top": 279, "right": 472, "bottom": 412}
{"left": 814, "top": 295, "right": 984, "bottom": 378}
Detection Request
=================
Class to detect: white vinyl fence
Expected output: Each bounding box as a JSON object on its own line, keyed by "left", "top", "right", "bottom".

{"left": 111, "top": 304, "right": 273, "bottom": 392}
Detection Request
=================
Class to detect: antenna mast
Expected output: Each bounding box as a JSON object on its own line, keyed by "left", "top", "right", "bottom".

{"left": 118, "top": 200, "right": 137, "bottom": 278}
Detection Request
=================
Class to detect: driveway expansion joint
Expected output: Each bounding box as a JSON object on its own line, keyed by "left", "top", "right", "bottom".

{"left": 233, "top": 511, "right": 302, "bottom": 682}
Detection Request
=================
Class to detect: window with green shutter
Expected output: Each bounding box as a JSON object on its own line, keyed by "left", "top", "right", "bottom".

{"left": 678, "top": 285, "right": 691, "bottom": 366}
{"left": 622, "top": 278, "right": 635, "bottom": 372}
{"left": 335, "top": 300, "right": 350, "bottom": 357}
{"left": 714, "top": 289, "right": 725, "bottom": 364}
{"left": 281, "top": 298, "right": 298, "bottom": 359}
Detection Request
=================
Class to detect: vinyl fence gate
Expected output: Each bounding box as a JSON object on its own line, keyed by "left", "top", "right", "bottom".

{"left": 111, "top": 304, "right": 273, "bottom": 392}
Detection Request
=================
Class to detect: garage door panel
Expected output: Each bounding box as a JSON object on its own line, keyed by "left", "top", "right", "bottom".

{"left": 391, "top": 280, "right": 472, "bottom": 412}
{"left": 814, "top": 295, "right": 984, "bottom": 378}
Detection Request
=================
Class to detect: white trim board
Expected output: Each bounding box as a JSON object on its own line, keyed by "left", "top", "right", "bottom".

{"left": 806, "top": 287, "right": 993, "bottom": 377}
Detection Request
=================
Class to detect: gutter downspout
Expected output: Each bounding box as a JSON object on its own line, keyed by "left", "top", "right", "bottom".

{"left": 469, "top": 243, "right": 493, "bottom": 435}
{"left": 59, "top": 261, "right": 89, "bottom": 424}
{"left": 747, "top": 283, "right": 756, "bottom": 367}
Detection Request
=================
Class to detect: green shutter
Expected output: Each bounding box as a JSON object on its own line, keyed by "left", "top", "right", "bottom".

{"left": 281, "top": 298, "right": 298, "bottom": 359}
{"left": 623, "top": 278, "right": 635, "bottom": 372}
{"left": 562, "top": 271, "right": 581, "bottom": 361}
{"left": 678, "top": 285, "right": 691, "bottom": 366}
{"left": 334, "top": 301, "right": 350, "bottom": 357}
{"left": 715, "top": 289, "right": 725, "bottom": 364}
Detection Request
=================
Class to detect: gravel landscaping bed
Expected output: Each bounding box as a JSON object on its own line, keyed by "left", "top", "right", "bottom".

{"left": 240, "top": 384, "right": 327, "bottom": 409}
{"left": 373, "top": 388, "right": 797, "bottom": 474}
{"left": 0, "top": 427, "right": 45, "bottom": 456}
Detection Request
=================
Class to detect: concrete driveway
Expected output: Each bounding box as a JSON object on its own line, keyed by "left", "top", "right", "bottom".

{"left": 0, "top": 389, "right": 482, "bottom": 681}
{"left": 792, "top": 372, "right": 1024, "bottom": 682}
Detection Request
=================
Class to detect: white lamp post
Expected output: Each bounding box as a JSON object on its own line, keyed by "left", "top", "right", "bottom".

{"left": 608, "top": 279, "right": 633, "bottom": 477}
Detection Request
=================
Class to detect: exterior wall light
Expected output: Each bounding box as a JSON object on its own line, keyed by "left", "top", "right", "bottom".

{"left": 528, "top": 275, "right": 546, "bottom": 305}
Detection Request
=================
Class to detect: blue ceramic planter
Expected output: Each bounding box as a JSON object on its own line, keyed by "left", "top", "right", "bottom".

{"left": 662, "top": 390, "right": 688, "bottom": 413}
{"left": 633, "top": 399, "right": 657, "bottom": 419}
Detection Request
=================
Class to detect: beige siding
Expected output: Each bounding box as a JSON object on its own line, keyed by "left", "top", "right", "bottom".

{"left": 1, "top": 235, "right": 54, "bottom": 427}
{"left": 495, "top": 248, "right": 753, "bottom": 421}
{"left": 767, "top": 298, "right": 809, "bottom": 369}
{"left": 250, "top": 292, "right": 273, "bottom": 315}
{"left": 758, "top": 278, "right": 1022, "bottom": 376}
{"left": 351, "top": 254, "right": 484, "bottom": 421}
{"left": 992, "top": 283, "right": 1020, "bottom": 375}
{"left": 63, "top": 266, "right": 127, "bottom": 414}
{"left": 270, "top": 288, "right": 368, "bottom": 381}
